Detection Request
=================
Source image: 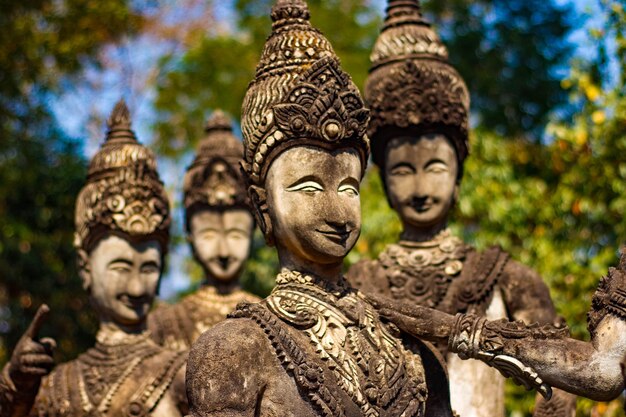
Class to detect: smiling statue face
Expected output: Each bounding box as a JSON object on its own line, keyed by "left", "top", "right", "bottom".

{"left": 266, "top": 146, "right": 362, "bottom": 267}
{"left": 85, "top": 234, "right": 162, "bottom": 327}
{"left": 189, "top": 208, "right": 254, "bottom": 282}
{"left": 384, "top": 134, "right": 459, "bottom": 231}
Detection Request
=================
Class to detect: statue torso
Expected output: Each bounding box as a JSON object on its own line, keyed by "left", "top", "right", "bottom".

{"left": 347, "top": 230, "right": 511, "bottom": 417}
{"left": 148, "top": 286, "right": 261, "bottom": 351}
{"left": 34, "top": 334, "right": 186, "bottom": 417}
{"left": 186, "top": 270, "right": 453, "bottom": 417}
{"left": 348, "top": 230, "right": 509, "bottom": 317}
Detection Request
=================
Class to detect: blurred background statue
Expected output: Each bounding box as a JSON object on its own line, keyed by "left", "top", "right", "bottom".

{"left": 347, "top": 1, "right": 576, "bottom": 416}
{"left": 9, "top": 101, "right": 189, "bottom": 417}
{"left": 148, "top": 111, "right": 260, "bottom": 351}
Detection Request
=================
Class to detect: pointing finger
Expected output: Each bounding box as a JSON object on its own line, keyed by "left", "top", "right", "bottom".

{"left": 24, "top": 304, "right": 50, "bottom": 340}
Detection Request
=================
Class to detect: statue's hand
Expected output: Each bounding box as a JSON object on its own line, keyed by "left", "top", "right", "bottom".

{"left": 365, "top": 293, "right": 454, "bottom": 341}
{"left": 5, "top": 305, "right": 56, "bottom": 393}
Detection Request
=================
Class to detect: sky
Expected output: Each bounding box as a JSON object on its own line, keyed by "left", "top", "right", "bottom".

{"left": 49, "top": 0, "right": 605, "bottom": 300}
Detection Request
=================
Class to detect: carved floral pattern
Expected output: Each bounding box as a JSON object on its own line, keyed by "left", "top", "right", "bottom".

{"left": 588, "top": 259, "right": 626, "bottom": 337}
{"left": 36, "top": 334, "right": 186, "bottom": 416}
{"left": 379, "top": 229, "right": 468, "bottom": 308}
{"left": 256, "top": 269, "right": 427, "bottom": 417}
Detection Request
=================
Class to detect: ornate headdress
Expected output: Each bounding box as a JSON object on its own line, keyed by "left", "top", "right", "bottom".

{"left": 240, "top": 0, "right": 370, "bottom": 189}
{"left": 587, "top": 248, "right": 626, "bottom": 337}
{"left": 366, "top": 0, "right": 470, "bottom": 169}
{"left": 74, "top": 100, "right": 170, "bottom": 253}
{"left": 183, "top": 110, "right": 247, "bottom": 228}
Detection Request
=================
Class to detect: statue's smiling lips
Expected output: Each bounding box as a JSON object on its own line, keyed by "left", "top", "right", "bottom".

{"left": 316, "top": 228, "right": 352, "bottom": 244}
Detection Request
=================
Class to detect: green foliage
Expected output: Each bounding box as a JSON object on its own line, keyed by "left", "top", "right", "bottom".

{"left": 422, "top": 0, "right": 575, "bottom": 140}
{"left": 153, "top": 0, "right": 380, "bottom": 158}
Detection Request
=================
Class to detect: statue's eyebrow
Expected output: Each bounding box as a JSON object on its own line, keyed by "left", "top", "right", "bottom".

{"left": 285, "top": 175, "right": 323, "bottom": 190}
{"left": 424, "top": 158, "right": 448, "bottom": 168}
{"left": 108, "top": 258, "right": 133, "bottom": 267}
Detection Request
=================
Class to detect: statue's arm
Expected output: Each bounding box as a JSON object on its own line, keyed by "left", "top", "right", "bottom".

{"left": 498, "top": 262, "right": 576, "bottom": 417}
{"left": 185, "top": 319, "right": 271, "bottom": 417}
{"left": 448, "top": 314, "right": 626, "bottom": 401}
{"left": 499, "top": 260, "right": 559, "bottom": 325}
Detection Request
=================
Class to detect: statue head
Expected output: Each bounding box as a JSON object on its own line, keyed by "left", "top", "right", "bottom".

{"left": 74, "top": 100, "right": 170, "bottom": 328}
{"left": 365, "top": 0, "right": 469, "bottom": 236}
{"left": 240, "top": 0, "right": 370, "bottom": 271}
{"left": 183, "top": 111, "right": 254, "bottom": 283}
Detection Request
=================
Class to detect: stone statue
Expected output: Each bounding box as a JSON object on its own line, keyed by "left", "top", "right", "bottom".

{"left": 10, "top": 100, "right": 188, "bottom": 417}
{"left": 346, "top": 1, "right": 575, "bottom": 415}
{"left": 0, "top": 306, "right": 55, "bottom": 416}
{"left": 366, "top": 248, "right": 626, "bottom": 404}
{"left": 185, "top": 1, "right": 455, "bottom": 416}
{"left": 148, "top": 110, "right": 260, "bottom": 351}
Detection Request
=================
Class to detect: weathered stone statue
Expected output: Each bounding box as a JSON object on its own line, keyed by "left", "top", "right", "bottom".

{"left": 0, "top": 306, "right": 55, "bottom": 416}
{"left": 346, "top": 1, "right": 575, "bottom": 415}
{"left": 369, "top": 248, "right": 626, "bottom": 403}
{"left": 148, "top": 111, "right": 260, "bottom": 351}
{"left": 185, "top": 1, "right": 455, "bottom": 416}
{"left": 10, "top": 100, "right": 188, "bottom": 417}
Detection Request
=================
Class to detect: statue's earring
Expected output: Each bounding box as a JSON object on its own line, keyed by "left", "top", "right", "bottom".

{"left": 249, "top": 185, "right": 274, "bottom": 246}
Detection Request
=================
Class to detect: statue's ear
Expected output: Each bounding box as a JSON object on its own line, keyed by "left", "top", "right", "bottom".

{"left": 453, "top": 183, "right": 460, "bottom": 206}
{"left": 76, "top": 249, "right": 92, "bottom": 292}
{"left": 248, "top": 185, "right": 275, "bottom": 247}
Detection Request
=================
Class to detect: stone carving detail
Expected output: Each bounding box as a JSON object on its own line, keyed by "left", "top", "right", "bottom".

{"left": 37, "top": 334, "right": 186, "bottom": 416}
{"left": 364, "top": 0, "right": 469, "bottom": 168}
{"left": 230, "top": 302, "right": 345, "bottom": 417}
{"left": 183, "top": 110, "right": 248, "bottom": 212}
{"left": 377, "top": 232, "right": 510, "bottom": 316}
{"left": 74, "top": 100, "right": 170, "bottom": 253}
{"left": 233, "top": 269, "right": 428, "bottom": 417}
{"left": 242, "top": 57, "right": 370, "bottom": 187}
{"left": 448, "top": 313, "right": 569, "bottom": 399}
{"left": 587, "top": 254, "right": 626, "bottom": 337}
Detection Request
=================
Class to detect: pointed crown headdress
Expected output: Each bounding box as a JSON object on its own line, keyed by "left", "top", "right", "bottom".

{"left": 74, "top": 100, "right": 171, "bottom": 253}
{"left": 366, "top": 0, "right": 469, "bottom": 170}
{"left": 183, "top": 110, "right": 248, "bottom": 229}
{"left": 240, "top": 0, "right": 370, "bottom": 189}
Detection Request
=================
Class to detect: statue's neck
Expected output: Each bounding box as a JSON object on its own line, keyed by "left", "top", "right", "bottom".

{"left": 96, "top": 320, "right": 148, "bottom": 346}
{"left": 277, "top": 249, "right": 343, "bottom": 285}
{"left": 400, "top": 220, "right": 450, "bottom": 243}
{"left": 203, "top": 274, "right": 242, "bottom": 295}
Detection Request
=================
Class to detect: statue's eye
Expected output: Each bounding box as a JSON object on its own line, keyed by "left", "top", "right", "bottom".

{"left": 389, "top": 164, "right": 414, "bottom": 176}
{"left": 286, "top": 181, "right": 324, "bottom": 193}
{"left": 338, "top": 184, "right": 359, "bottom": 197}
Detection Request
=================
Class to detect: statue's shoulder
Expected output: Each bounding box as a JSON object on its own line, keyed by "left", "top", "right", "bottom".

{"left": 188, "top": 316, "right": 276, "bottom": 379}
{"left": 148, "top": 296, "right": 196, "bottom": 349}
{"left": 186, "top": 316, "right": 282, "bottom": 415}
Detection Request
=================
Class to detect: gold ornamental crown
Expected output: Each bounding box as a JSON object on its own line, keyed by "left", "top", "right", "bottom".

{"left": 366, "top": 0, "right": 470, "bottom": 168}
{"left": 183, "top": 110, "right": 247, "bottom": 226}
{"left": 74, "top": 100, "right": 171, "bottom": 253}
{"left": 240, "top": 0, "right": 370, "bottom": 187}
